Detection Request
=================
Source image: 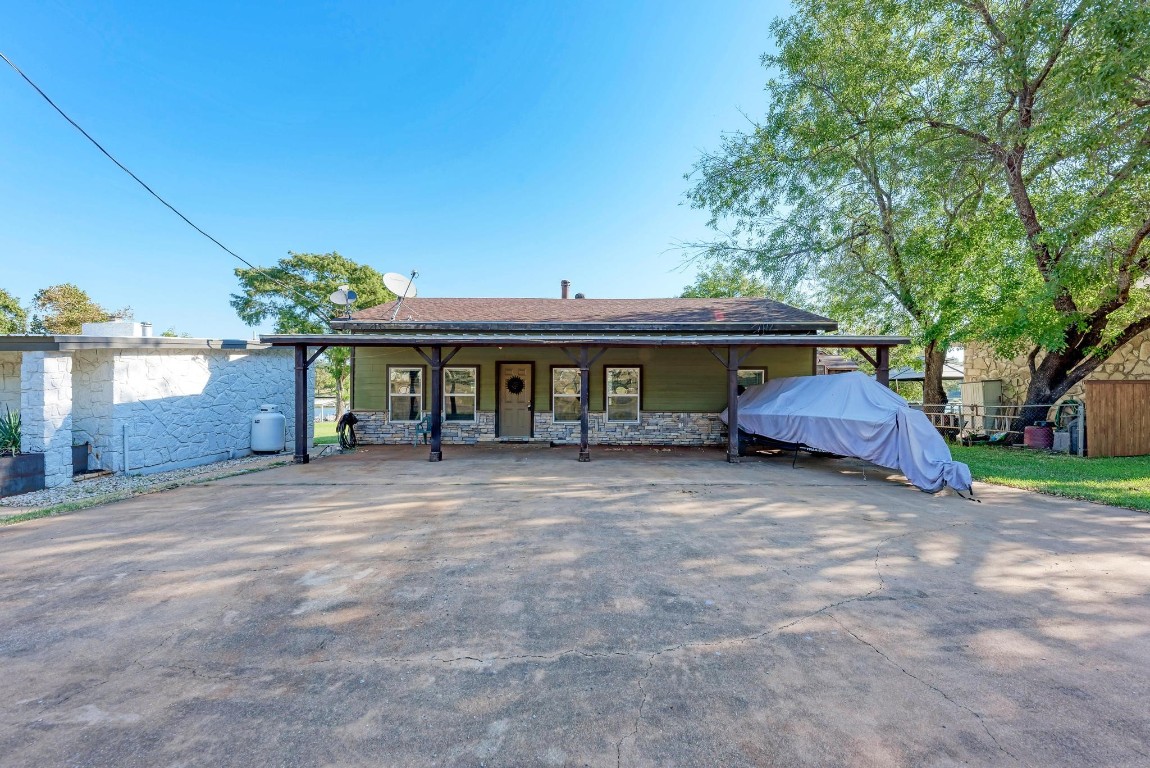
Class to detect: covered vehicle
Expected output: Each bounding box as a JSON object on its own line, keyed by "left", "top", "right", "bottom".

{"left": 721, "top": 372, "right": 972, "bottom": 494}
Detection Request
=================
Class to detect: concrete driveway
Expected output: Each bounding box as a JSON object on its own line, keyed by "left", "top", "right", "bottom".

{"left": 2, "top": 445, "right": 1149, "bottom": 767}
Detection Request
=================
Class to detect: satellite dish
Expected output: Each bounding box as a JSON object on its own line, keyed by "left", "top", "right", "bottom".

{"left": 329, "top": 284, "right": 359, "bottom": 318}
{"left": 384, "top": 272, "right": 418, "bottom": 298}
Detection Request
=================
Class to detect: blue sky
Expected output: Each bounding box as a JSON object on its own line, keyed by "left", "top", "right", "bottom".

{"left": 2, "top": 1, "right": 786, "bottom": 338}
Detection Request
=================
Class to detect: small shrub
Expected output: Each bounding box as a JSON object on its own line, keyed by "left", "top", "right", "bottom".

{"left": 0, "top": 406, "right": 20, "bottom": 456}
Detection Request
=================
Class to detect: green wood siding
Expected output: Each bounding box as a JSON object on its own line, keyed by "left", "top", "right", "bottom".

{"left": 353, "top": 346, "right": 814, "bottom": 413}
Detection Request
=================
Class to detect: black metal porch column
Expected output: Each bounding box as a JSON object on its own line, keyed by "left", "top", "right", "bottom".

{"left": 578, "top": 346, "right": 591, "bottom": 462}
{"left": 876, "top": 346, "right": 891, "bottom": 388}
{"left": 726, "top": 346, "right": 741, "bottom": 463}
{"left": 294, "top": 344, "right": 309, "bottom": 464}
{"left": 429, "top": 345, "right": 443, "bottom": 462}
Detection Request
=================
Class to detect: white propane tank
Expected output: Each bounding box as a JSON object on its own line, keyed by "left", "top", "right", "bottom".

{"left": 251, "top": 404, "right": 286, "bottom": 453}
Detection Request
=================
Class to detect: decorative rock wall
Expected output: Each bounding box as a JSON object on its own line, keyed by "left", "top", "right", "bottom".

{"left": 966, "top": 332, "right": 1150, "bottom": 404}
{"left": 71, "top": 350, "right": 115, "bottom": 471}
{"left": 0, "top": 352, "right": 19, "bottom": 416}
{"left": 20, "top": 352, "right": 73, "bottom": 488}
{"left": 5, "top": 344, "right": 311, "bottom": 486}
{"left": 111, "top": 348, "right": 312, "bottom": 474}
{"left": 353, "top": 410, "right": 726, "bottom": 446}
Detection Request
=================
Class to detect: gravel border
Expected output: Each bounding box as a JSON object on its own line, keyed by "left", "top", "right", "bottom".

{"left": 0, "top": 454, "right": 291, "bottom": 510}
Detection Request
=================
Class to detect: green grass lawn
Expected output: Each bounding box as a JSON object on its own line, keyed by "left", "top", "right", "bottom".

{"left": 313, "top": 421, "right": 338, "bottom": 445}
{"left": 951, "top": 444, "right": 1150, "bottom": 511}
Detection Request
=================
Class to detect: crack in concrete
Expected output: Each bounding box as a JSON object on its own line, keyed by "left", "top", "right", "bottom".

{"left": 432, "top": 648, "right": 636, "bottom": 666}
{"left": 33, "top": 678, "right": 110, "bottom": 716}
{"left": 162, "top": 663, "right": 235, "bottom": 683}
{"left": 826, "top": 613, "right": 1021, "bottom": 765}
{"left": 615, "top": 651, "right": 655, "bottom": 768}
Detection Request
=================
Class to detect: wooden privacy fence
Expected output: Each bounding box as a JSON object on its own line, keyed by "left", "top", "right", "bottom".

{"left": 1086, "top": 381, "right": 1150, "bottom": 457}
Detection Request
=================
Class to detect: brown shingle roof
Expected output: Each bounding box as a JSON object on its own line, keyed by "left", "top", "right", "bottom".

{"left": 350, "top": 297, "right": 833, "bottom": 326}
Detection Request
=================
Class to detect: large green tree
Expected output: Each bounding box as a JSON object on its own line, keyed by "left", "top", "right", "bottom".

{"left": 686, "top": 0, "right": 1009, "bottom": 407}
{"left": 29, "top": 284, "right": 120, "bottom": 334}
{"left": 231, "top": 251, "right": 394, "bottom": 415}
{"left": 681, "top": 260, "right": 784, "bottom": 300}
{"left": 0, "top": 289, "right": 26, "bottom": 334}
{"left": 689, "top": 0, "right": 1150, "bottom": 423}
{"left": 901, "top": 0, "right": 1150, "bottom": 426}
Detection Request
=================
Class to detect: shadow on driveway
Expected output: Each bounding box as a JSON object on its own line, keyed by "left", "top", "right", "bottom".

{"left": 1, "top": 445, "right": 1148, "bottom": 766}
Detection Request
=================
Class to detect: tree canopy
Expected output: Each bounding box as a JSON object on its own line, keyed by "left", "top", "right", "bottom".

{"left": 231, "top": 251, "right": 395, "bottom": 415}
{"left": 904, "top": 0, "right": 1150, "bottom": 416}
{"left": 688, "top": 0, "right": 1150, "bottom": 417}
{"left": 29, "top": 284, "right": 121, "bottom": 335}
{"left": 680, "top": 260, "right": 782, "bottom": 300}
{"left": 0, "top": 289, "right": 26, "bottom": 334}
{"left": 687, "top": 0, "right": 1010, "bottom": 405}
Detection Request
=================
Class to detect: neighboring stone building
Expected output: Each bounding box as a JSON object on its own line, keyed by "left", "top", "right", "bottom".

{"left": 965, "top": 330, "right": 1150, "bottom": 404}
{"left": 1, "top": 323, "right": 312, "bottom": 490}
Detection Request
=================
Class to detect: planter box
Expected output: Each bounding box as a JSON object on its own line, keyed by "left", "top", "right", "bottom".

{"left": 0, "top": 452, "right": 46, "bottom": 498}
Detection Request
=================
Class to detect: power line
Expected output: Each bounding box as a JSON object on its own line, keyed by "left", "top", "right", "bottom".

{"left": 0, "top": 50, "right": 334, "bottom": 330}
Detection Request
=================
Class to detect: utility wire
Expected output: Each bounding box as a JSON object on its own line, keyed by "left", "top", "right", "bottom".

{"left": 0, "top": 51, "right": 334, "bottom": 331}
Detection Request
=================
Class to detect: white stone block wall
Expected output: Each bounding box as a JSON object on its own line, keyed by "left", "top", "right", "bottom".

{"left": 71, "top": 350, "right": 115, "bottom": 471}
{"left": 0, "top": 351, "right": 20, "bottom": 416}
{"left": 353, "top": 410, "right": 726, "bottom": 446}
{"left": 20, "top": 352, "right": 73, "bottom": 488}
{"left": 111, "top": 347, "right": 312, "bottom": 475}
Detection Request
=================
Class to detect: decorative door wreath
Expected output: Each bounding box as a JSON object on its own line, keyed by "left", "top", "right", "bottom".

{"left": 505, "top": 375, "right": 526, "bottom": 394}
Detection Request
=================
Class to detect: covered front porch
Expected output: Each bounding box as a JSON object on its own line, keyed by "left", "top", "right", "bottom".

{"left": 263, "top": 333, "right": 907, "bottom": 464}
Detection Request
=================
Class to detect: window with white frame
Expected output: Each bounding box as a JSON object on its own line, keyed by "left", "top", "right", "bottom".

{"left": 605, "top": 367, "right": 640, "bottom": 422}
{"left": 444, "top": 367, "right": 477, "bottom": 421}
{"left": 388, "top": 367, "right": 423, "bottom": 422}
{"left": 737, "top": 369, "right": 766, "bottom": 389}
{"left": 552, "top": 367, "right": 581, "bottom": 422}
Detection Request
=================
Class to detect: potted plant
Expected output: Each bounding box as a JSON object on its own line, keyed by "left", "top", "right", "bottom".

{"left": 0, "top": 406, "right": 19, "bottom": 457}
{"left": 0, "top": 406, "right": 46, "bottom": 497}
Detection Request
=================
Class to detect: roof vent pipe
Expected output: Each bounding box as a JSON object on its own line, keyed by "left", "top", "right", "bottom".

{"left": 561, "top": 280, "right": 570, "bottom": 299}
{"left": 140, "top": 322, "right": 153, "bottom": 337}
{"left": 574, "top": 292, "right": 586, "bottom": 299}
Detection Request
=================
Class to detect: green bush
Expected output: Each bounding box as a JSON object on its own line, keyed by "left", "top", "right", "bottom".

{"left": 0, "top": 406, "right": 20, "bottom": 456}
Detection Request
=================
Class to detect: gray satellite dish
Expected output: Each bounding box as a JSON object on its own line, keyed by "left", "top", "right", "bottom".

{"left": 329, "top": 284, "right": 358, "bottom": 319}
{"left": 383, "top": 272, "right": 418, "bottom": 298}
{"left": 329, "top": 284, "right": 358, "bottom": 305}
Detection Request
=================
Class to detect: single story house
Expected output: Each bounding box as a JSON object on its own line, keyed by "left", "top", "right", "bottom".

{"left": 1, "top": 322, "right": 312, "bottom": 492}
{"left": 262, "top": 290, "right": 906, "bottom": 463}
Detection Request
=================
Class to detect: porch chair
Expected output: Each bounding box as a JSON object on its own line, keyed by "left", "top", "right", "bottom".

{"left": 413, "top": 413, "right": 432, "bottom": 446}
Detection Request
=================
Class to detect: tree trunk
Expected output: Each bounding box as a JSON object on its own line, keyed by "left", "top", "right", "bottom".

{"left": 1010, "top": 348, "right": 1079, "bottom": 435}
{"left": 1010, "top": 371, "right": 1058, "bottom": 438}
{"left": 922, "top": 340, "right": 949, "bottom": 415}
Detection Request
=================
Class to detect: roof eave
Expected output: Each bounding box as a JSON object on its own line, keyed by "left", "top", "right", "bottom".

{"left": 0, "top": 335, "right": 265, "bottom": 352}
{"left": 261, "top": 332, "right": 909, "bottom": 348}
{"left": 330, "top": 319, "right": 839, "bottom": 334}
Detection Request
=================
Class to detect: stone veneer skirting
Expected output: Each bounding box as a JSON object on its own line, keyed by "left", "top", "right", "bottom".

{"left": 354, "top": 411, "right": 728, "bottom": 446}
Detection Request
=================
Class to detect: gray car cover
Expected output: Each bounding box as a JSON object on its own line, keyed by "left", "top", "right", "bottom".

{"left": 721, "top": 372, "right": 973, "bottom": 493}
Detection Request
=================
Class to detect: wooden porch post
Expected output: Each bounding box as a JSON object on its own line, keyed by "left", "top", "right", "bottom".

{"left": 429, "top": 345, "right": 443, "bottom": 462}
{"left": 293, "top": 344, "right": 309, "bottom": 464}
{"left": 876, "top": 346, "right": 891, "bottom": 388}
{"left": 727, "top": 345, "right": 741, "bottom": 463}
{"left": 578, "top": 346, "right": 591, "bottom": 462}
